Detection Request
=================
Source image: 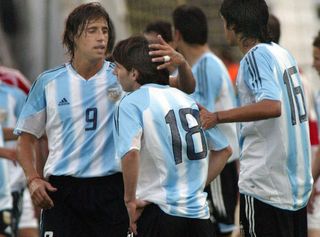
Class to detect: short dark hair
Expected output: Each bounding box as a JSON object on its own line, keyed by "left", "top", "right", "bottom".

{"left": 313, "top": 31, "right": 320, "bottom": 48}
{"left": 144, "top": 20, "right": 173, "bottom": 43}
{"left": 63, "top": 2, "right": 112, "bottom": 59}
{"left": 112, "top": 36, "right": 169, "bottom": 86}
{"left": 268, "top": 14, "right": 281, "bottom": 44}
{"left": 173, "top": 4, "right": 208, "bottom": 45}
{"left": 220, "top": 0, "right": 271, "bottom": 43}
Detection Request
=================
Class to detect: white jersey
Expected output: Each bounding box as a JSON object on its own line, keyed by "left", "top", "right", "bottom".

{"left": 0, "top": 82, "right": 26, "bottom": 192}
{"left": 15, "top": 61, "right": 123, "bottom": 178}
{"left": 0, "top": 125, "right": 12, "bottom": 210}
{"left": 237, "top": 43, "right": 312, "bottom": 210}
{"left": 192, "top": 52, "right": 239, "bottom": 162}
{"left": 114, "top": 84, "right": 229, "bottom": 219}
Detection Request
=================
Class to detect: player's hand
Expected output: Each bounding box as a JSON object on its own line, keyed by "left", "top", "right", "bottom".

{"left": 125, "top": 199, "right": 150, "bottom": 235}
{"left": 198, "top": 103, "right": 219, "bottom": 129}
{"left": 307, "top": 186, "right": 320, "bottom": 214}
{"left": 149, "top": 35, "right": 185, "bottom": 70}
{"left": 28, "top": 178, "right": 57, "bottom": 209}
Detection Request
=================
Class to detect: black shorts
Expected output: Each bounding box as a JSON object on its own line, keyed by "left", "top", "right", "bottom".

{"left": 136, "top": 204, "right": 215, "bottom": 237}
{"left": 11, "top": 189, "right": 24, "bottom": 236}
{"left": 240, "top": 194, "right": 307, "bottom": 237}
{"left": 40, "top": 173, "right": 128, "bottom": 237}
{"left": 205, "top": 161, "right": 238, "bottom": 235}
{"left": 0, "top": 209, "right": 12, "bottom": 237}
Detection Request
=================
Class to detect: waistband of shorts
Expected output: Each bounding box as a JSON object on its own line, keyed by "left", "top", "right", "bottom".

{"left": 48, "top": 172, "right": 123, "bottom": 186}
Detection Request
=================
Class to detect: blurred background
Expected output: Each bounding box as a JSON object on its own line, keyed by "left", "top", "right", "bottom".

{"left": 0, "top": 0, "right": 319, "bottom": 83}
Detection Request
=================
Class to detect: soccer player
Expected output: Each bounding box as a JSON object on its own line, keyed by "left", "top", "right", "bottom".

{"left": 14, "top": 3, "right": 196, "bottom": 237}
{"left": 172, "top": 5, "right": 239, "bottom": 236}
{"left": 199, "top": 0, "right": 312, "bottom": 236}
{"left": 0, "top": 81, "right": 30, "bottom": 237}
{"left": 308, "top": 30, "right": 320, "bottom": 237}
{"left": 0, "top": 125, "right": 13, "bottom": 237}
{"left": 113, "top": 35, "right": 232, "bottom": 237}
{"left": 0, "top": 68, "right": 39, "bottom": 237}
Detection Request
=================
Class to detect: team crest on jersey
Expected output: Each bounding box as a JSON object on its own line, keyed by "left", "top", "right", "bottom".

{"left": 107, "top": 85, "right": 122, "bottom": 102}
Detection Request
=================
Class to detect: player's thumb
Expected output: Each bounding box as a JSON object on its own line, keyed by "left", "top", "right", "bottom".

{"left": 197, "top": 103, "right": 205, "bottom": 111}
{"left": 45, "top": 182, "right": 58, "bottom": 192}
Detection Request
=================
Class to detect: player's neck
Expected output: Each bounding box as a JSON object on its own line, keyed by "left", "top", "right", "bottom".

{"left": 179, "top": 43, "right": 210, "bottom": 67}
{"left": 71, "top": 58, "right": 104, "bottom": 80}
{"left": 238, "top": 37, "right": 260, "bottom": 54}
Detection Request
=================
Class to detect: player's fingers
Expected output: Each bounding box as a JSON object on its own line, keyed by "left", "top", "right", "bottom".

{"left": 130, "top": 222, "right": 138, "bottom": 235}
{"left": 156, "top": 62, "right": 171, "bottom": 70}
{"left": 38, "top": 188, "right": 54, "bottom": 209}
{"left": 45, "top": 182, "right": 58, "bottom": 192}
{"left": 149, "top": 49, "right": 170, "bottom": 58}
{"left": 157, "top": 34, "right": 167, "bottom": 44}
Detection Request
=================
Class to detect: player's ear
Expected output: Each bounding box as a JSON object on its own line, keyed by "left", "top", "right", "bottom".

{"left": 173, "top": 29, "right": 181, "bottom": 42}
{"left": 131, "top": 68, "right": 139, "bottom": 81}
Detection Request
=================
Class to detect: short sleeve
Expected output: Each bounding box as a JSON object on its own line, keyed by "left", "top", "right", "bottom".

{"left": 205, "top": 126, "right": 229, "bottom": 151}
{"left": 113, "top": 96, "right": 143, "bottom": 159}
{"left": 14, "top": 77, "right": 46, "bottom": 138}
{"left": 243, "top": 49, "right": 281, "bottom": 102}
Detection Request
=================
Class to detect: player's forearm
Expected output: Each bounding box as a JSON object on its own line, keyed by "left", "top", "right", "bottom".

{"left": 121, "top": 150, "right": 140, "bottom": 203}
{"left": 16, "top": 132, "right": 41, "bottom": 183}
{"left": 313, "top": 148, "right": 320, "bottom": 181}
{"left": 0, "top": 147, "right": 16, "bottom": 161}
{"left": 217, "top": 99, "right": 281, "bottom": 124}
{"left": 3, "top": 127, "right": 18, "bottom": 141}
{"left": 206, "top": 146, "right": 232, "bottom": 186}
{"left": 176, "top": 60, "right": 195, "bottom": 94}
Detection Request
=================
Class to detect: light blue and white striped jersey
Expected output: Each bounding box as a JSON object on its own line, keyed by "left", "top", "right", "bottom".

{"left": 0, "top": 125, "right": 12, "bottom": 211}
{"left": 15, "top": 61, "right": 123, "bottom": 178}
{"left": 114, "top": 84, "right": 229, "bottom": 219}
{"left": 192, "top": 52, "right": 239, "bottom": 162}
{"left": 237, "top": 43, "right": 312, "bottom": 210}
{"left": 0, "top": 82, "right": 26, "bottom": 191}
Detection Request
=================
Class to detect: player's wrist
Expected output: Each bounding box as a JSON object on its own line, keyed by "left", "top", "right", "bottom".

{"left": 215, "top": 111, "right": 220, "bottom": 124}
{"left": 125, "top": 199, "right": 136, "bottom": 204}
{"left": 27, "top": 175, "right": 42, "bottom": 187}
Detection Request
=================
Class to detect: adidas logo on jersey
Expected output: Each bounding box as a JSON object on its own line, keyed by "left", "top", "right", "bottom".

{"left": 58, "top": 98, "right": 70, "bottom": 106}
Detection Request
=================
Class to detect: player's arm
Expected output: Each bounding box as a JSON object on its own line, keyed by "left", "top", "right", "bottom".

{"left": 199, "top": 99, "right": 281, "bottom": 129}
{"left": 312, "top": 148, "right": 320, "bottom": 182}
{"left": 17, "top": 132, "right": 56, "bottom": 209}
{"left": 3, "top": 127, "right": 18, "bottom": 141}
{"left": 206, "top": 146, "right": 232, "bottom": 186}
{"left": 168, "top": 58, "right": 195, "bottom": 94}
{"left": 122, "top": 150, "right": 139, "bottom": 205}
{"left": 0, "top": 147, "right": 16, "bottom": 161}
{"left": 121, "top": 149, "right": 140, "bottom": 235}
{"left": 308, "top": 146, "right": 320, "bottom": 213}
{"left": 149, "top": 35, "right": 195, "bottom": 94}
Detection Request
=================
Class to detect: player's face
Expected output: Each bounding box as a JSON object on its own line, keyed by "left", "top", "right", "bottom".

{"left": 74, "top": 18, "right": 109, "bottom": 62}
{"left": 222, "top": 16, "right": 237, "bottom": 46}
{"left": 313, "top": 46, "right": 320, "bottom": 76}
{"left": 113, "top": 63, "right": 137, "bottom": 92}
